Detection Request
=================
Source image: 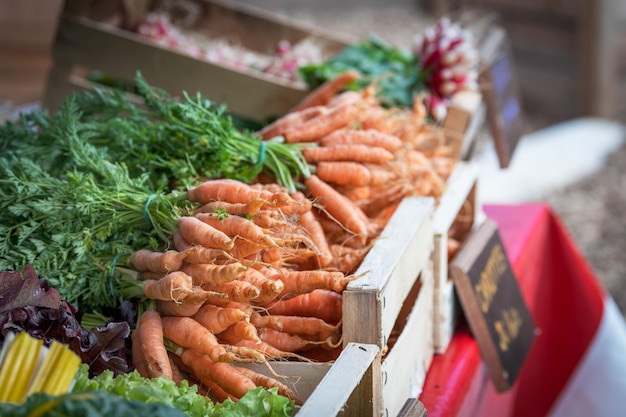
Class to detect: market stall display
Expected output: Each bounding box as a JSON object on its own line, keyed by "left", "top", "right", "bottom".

{"left": 1, "top": 3, "right": 496, "bottom": 416}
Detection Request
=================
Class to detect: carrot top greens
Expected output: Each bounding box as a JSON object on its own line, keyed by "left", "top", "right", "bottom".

{"left": 0, "top": 74, "right": 310, "bottom": 311}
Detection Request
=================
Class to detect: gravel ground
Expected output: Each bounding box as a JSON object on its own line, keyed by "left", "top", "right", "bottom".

{"left": 543, "top": 140, "right": 626, "bottom": 316}
{"left": 243, "top": 1, "right": 626, "bottom": 316}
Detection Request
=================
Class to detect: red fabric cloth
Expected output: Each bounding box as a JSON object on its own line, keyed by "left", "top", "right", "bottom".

{"left": 419, "top": 203, "right": 606, "bottom": 417}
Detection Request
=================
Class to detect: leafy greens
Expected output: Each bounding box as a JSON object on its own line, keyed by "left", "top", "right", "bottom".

{"left": 298, "top": 35, "right": 426, "bottom": 108}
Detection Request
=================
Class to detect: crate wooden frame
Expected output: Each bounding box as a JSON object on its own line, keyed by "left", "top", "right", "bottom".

{"left": 44, "top": 0, "right": 352, "bottom": 120}
{"left": 239, "top": 197, "right": 436, "bottom": 417}
{"left": 431, "top": 161, "right": 480, "bottom": 353}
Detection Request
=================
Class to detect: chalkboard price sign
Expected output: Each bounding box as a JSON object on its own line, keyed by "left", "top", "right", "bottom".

{"left": 479, "top": 25, "right": 525, "bottom": 168}
{"left": 450, "top": 219, "right": 536, "bottom": 392}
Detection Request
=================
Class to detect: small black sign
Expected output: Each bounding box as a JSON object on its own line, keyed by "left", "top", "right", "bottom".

{"left": 450, "top": 219, "right": 536, "bottom": 392}
{"left": 479, "top": 25, "right": 525, "bottom": 168}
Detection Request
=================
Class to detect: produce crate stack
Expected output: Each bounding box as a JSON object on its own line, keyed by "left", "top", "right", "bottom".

{"left": 43, "top": 0, "right": 353, "bottom": 121}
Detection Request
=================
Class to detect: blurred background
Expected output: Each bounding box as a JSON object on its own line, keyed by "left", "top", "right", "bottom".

{"left": 1, "top": 0, "right": 625, "bottom": 313}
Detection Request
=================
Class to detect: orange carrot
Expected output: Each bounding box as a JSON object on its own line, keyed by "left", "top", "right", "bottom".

{"left": 277, "top": 270, "right": 356, "bottom": 296}
{"left": 195, "top": 213, "right": 278, "bottom": 248}
{"left": 256, "top": 105, "right": 328, "bottom": 140}
{"left": 172, "top": 232, "right": 231, "bottom": 264}
{"left": 305, "top": 174, "right": 369, "bottom": 244}
{"left": 195, "top": 199, "right": 267, "bottom": 217}
{"left": 265, "top": 289, "right": 343, "bottom": 324}
{"left": 128, "top": 249, "right": 187, "bottom": 274}
{"left": 156, "top": 298, "right": 207, "bottom": 317}
{"left": 290, "top": 70, "right": 360, "bottom": 112}
{"left": 283, "top": 102, "right": 360, "bottom": 144}
{"left": 228, "top": 239, "right": 265, "bottom": 261}
{"left": 234, "top": 366, "right": 302, "bottom": 405}
{"left": 366, "top": 163, "right": 398, "bottom": 185}
{"left": 144, "top": 271, "right": 227, "bottom": 303}
{"left": 326, "top": 90, "right": 364, "bottom": 109}
{"left": 178, "top": 216, "right": 234, "bottom": 250}
{"left": 328, "top": 243, "right": 372, "bottom": 274}
{"left": 181, "top": 262, "right": 247, "bottom": 286}
{"left": 315, "top": 161, "right": 372, "bottom": 187}
{"left": 239, "top": 268, "right": 284, "bottom": 305}
{"left": 131, "top": 329, "right": 149, "bottom": 378}
{"left": 168, "top": 354, "right": 186, "bottom": 386}
{"left": 204, "top": 280, "right": 261, "bottom": 303}
{"left": 258, "top": 328, "right": 328, "bottom": 352}
{"left": 319, "top": 129, "right": 403, "bottom": 152}
{"left": 138, "top": 270, "right": 166, "bottom": 281}
{"left": 251, "top": 313, "right": 340, "bottom": 342}
{"left": 232, "top": 339, "right": 309, "bottom": 361}
{"left": 200, "top": 377, "right": 240, "bottom": 403}
{"left": 192, "top": 304, "right": 249, "bottom": 334}
{"left": 218, "top": 320, "right": 262, "bottom": 344}
{"left": 303, "top": 144, "right": 394, "bottom": 164}
{"left": 138, "top": 310, "right": 173, "bottom": 380}
{"left": 187, "top": 178, "right": 295, "bottom": 206}
{"left": 162, "top": 316, "right": 236, "bottom": 363}
{"left": 179, "top": 349, "right": 256, "bottom": 399}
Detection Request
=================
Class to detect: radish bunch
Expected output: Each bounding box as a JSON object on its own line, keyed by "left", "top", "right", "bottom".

{"left": 413, "top": 18, "right": 479, "bottom": 120}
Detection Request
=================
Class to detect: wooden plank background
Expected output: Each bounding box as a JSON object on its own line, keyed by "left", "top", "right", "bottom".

{"left": 1, "top": 0, "right": 624, "bottom": 123}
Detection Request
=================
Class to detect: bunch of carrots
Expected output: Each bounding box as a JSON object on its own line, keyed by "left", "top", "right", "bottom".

{"left": 126, "top": 70, "right": 464, "bottom": 404}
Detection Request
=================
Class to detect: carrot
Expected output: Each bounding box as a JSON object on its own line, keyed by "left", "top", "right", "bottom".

{"left": 128, "top": 249, "right": 187, "bottom": 274}
{"left": 305, "top": 174, "right": 369, "bottom": 244}
{"left": 179, "top": 349, "right": 256, "bottom": 399}
{"left": 218, "top": 321, "right": 262, "bottom": 344}
{"left": 137, "top": 310, "right": 173, "bottom": 380}
{"left": 320, "top": 129, "right": 403, "bottom": 152}
{"left": 199, "top": 376, "right": 239, "bottom": 403}
{"left": 290, "top": 70, "right": 360, "bottom": 112}
{"left": 265, "top": 289, "right": 343, "bottom": 324}
{"left": 228, "top": 239, "right": 265, "bottom": 261}
{"left": 172, "top": 232, "right": 229, "bottom": 263}
{"left": 234, "top": 366, "right": 302, "bottom": 405}
{"left": 233, "top": 339, "right": 310, "bottom": 361}
{"left": 204, "top": 280, "right": 261, "bottom": 303}
{"left": 276, "top": 270, "right": 356, "bottom": 296}
{"left": 255, "top": 105, "right": 328, "bottom": 140}
{"left": 366, "top": 163, "right": 398, "bottom": 185}
{"left": 195, "top": 199, "right": 267, "bottom": 217}
{"left": 131, "top": 329, "right": 149, "bottom": 378}
{"left": 192, "top": 304, "right": 249, "bottom": 334}
{"left": 258, "top": 328, "right": 329, "bottom": 352}
{"left": 138, "top": 270, "right": 166, "bottom": 281}
{"left": 239, "top": 268, "right": 284, "bottom": 305}
{"left": 156, "top": 298, "right": 207, "bottom": 317}
{"left": 327, "top": 243, "right": 372, "bottom": 274}
{"left": 326, "top": 90, "right": 364, "bottom": 109}
{"left": 251, "top": 313, "right": 340, "bottom": 342}
{"left": 315, "top": 161, "right": 372, "bottom": 187}
{"left": 303, "top": 144, "right": 395, "bottom": 165}
{"left": 162, "top": 316, "right": 236, "bottom": 363}
{"left": 195, "top": 213, "right": 278, "bottom": 248}
{"left": 260, "top": 247, "right": 283, "bottom": 266}
{"left": 142, "top": 271, "right": 196, "bottom": 302}
{"left": 181, "top": 262, "right": 247, "bottom": 286}
{"left": 283, "top": 102, "right": 360, "bottom": 144}
{"left": 178, "top": 216, "right": 235, "bottom": 250}
{"left": 168, "top": 354, "right": 186, "bottom": 386}
{"left": 187, "top": 178, "right": 295, "bottom": 207}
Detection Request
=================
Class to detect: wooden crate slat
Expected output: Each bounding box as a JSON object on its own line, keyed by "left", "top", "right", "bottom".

{"left": 297, "top": 343, "right": 381, "bottom": 417}
{"left": 381, "top": 265, "right": 434, "bottom": 417}
{"left": 343, "top": 197, "right": 435, "bottom": 347}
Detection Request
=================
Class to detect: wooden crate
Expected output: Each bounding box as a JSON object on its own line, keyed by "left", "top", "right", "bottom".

{"left": 431, "top": 161, "right": 480, "bottom": 353}
{"left": 237, "top": 342, "right": 381, "bottom": 417}
{"left": 241, "top": 197, "right": 436, "bottom": 417}
{"left": 43, "top": 0, "right": 352, "bottom": 120}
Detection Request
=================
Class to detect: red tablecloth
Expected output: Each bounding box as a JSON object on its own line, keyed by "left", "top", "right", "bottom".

{"left": 419, "top": 203, "right": 606, "bottom": 417}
